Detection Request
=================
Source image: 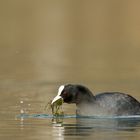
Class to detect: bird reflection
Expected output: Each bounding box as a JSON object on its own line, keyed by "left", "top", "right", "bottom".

{"left": 52, "top": 117, "right": 140, "bottom": 138}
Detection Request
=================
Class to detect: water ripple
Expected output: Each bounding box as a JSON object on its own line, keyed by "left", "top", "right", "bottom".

{"left": 17, "top": 113, "right": 140, "bottom": 120}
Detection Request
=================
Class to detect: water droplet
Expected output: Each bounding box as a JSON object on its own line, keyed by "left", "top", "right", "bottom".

{"left": 20, "top": 101, "right": 24, "bottom": 104}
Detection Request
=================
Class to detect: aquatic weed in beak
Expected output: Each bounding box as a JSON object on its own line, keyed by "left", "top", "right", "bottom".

{"left": 45, "top": 85, "right": 65, "bottom": 118}
{"left": 45, "top": 98, "right": 64, "bottom": 117}
{"left": 51, "top": 98, "right": 64, "bottom": 116}
{"left": 50, "top": 85, "right": 65, "bottom": 116}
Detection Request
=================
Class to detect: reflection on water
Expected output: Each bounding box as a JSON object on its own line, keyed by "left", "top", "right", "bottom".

{"left": 16, "top": 113, "right": 140, "bottom": 140}
{"left": 44, "top": 117, "right": 140, "bottom": 139}
{"left": 1, "top": 0, "right": 140, "bottom": 140}
{"left": 59, "top": 118, "right": 140, "bottom": 139}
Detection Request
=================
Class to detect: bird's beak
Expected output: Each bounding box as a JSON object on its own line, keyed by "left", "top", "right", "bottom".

{"left": 51, "top": 95, "right": 62, "bottom": 104}
{"left": 51, "top": 85, "right": 64, "bottom": 104}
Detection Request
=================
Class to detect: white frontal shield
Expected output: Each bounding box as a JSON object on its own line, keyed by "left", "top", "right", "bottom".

{"left": 51, "top": 85, "right": 64, "bottom": 104}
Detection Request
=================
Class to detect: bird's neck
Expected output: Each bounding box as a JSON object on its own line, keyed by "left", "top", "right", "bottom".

{"left": 76, "top": 92, "right": 96, "bottom": 105}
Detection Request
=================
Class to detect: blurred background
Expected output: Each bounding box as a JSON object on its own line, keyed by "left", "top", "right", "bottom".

{"left": 1, "top": 0, "right": 140, "bottom": 98}
{"left": 1, "top": 1, "right": 140, "bottom": 139}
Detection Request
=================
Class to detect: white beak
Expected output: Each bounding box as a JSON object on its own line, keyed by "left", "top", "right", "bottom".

{"left": 51, "top": 85, "right": 65, "bottom": 104}
{"left": 51, "top": 95, "right": 62, "bottom": 104}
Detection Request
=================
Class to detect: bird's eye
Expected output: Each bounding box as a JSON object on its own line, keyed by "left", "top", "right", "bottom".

{"left": 62, "top": 91, "right": 67, "bottom": 96}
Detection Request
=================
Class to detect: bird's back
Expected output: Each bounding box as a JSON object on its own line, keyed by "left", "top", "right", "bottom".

{"left": 95, "top": 92, "right": 140, "bottom": 115}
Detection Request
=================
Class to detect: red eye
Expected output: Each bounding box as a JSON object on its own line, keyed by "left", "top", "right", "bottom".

{"left": 63, "top": 91, "right": 67, "bottom": 96}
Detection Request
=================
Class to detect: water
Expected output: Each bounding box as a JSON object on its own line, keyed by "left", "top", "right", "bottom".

{"left": 10, "top": 113, "right": 140, "bottom": 140}
{"left": 1, "top": 83, "right": 140, "bottom": 140}
{"left": 1, "top": 0, "right": 140, "bottom": 140}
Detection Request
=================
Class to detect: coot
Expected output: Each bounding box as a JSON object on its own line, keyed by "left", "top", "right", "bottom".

{"left": 51, "top": 84, "right": 140, "bottom": 116}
